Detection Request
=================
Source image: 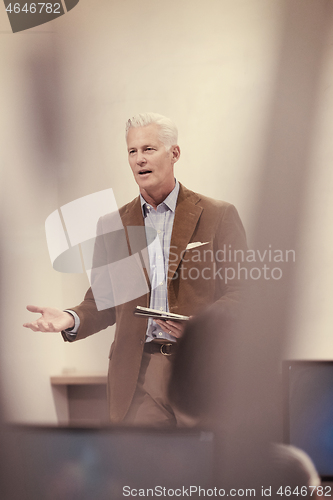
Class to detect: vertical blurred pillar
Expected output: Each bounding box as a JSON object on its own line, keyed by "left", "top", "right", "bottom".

{"left": 23, "top": 36, "right": 66, "bottom": 182}
{"left": 0, "top": 32, "right": 66, "bottom": 497}
{"left": 218, "top": 0, "right": 333, "bottom": 489}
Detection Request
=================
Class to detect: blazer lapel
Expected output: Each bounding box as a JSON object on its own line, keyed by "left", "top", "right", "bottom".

{"left": 168, "top": 184, "right": 203, "bottom": 285}
{"left": 120, "top": 187, "right": 203, "bottom": 288}
{"left": 121, "top": 196, "right": 144, "bottom": 228}
{"left": 120, "top": 197, "right": 151, "bottom": 286}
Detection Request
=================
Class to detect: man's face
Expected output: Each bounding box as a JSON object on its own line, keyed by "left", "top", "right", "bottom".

{"left": 127, "top": 124, "right": 179, "bottom": 195}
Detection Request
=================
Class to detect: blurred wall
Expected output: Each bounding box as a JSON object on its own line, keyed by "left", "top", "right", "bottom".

{"left": 0, "top": 0, "right": 332, "bottom": 423}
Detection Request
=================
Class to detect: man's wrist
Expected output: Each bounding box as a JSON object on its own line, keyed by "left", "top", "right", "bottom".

{"left": 63, "top": 310, "right": 80, "bottom": 335}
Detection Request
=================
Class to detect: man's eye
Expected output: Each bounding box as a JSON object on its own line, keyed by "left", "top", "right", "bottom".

{"left": 129, "top": 150, "right": 136, "bottom": 154}
{"left": 146, "top": 147, "right": 154, "bottom": 151}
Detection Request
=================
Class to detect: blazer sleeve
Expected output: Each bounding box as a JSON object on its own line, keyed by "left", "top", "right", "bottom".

{"left": 61, "top": 216, "right": 117, "bottom": 342}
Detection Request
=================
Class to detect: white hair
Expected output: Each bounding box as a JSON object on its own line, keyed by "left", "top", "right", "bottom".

{"left": 125, "top": 112, "right": 178, "bottom": 151}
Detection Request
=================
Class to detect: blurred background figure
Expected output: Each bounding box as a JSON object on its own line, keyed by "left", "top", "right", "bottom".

{"left": 169, "top": 307, "right": 236, "bottom": 425}
{"left": 169, "top": 310, "right": 322, "bottom": 496}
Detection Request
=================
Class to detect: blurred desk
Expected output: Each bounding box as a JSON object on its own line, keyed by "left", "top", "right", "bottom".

{"left": 51, "top": 373, "right": 108, "bottom": 425}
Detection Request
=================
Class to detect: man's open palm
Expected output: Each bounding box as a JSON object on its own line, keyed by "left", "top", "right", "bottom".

{"left": 23, "top": 305, "right": 74, "bottom": 333}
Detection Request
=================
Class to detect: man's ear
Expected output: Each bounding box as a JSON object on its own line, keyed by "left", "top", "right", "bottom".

{"left": 171, "top": 145, "right": 181, "bottom": 164}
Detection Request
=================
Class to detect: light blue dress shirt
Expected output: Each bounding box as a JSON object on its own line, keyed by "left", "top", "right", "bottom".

{"left": 140, "top": 180, "right": 179, "bottom": 343}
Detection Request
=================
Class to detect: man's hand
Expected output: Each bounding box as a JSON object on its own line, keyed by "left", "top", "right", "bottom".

{"left": 154, "top": 319, "right": 187, "bottom": 339}
{"left": 23, "top": 305, "right": 75, "bottom": 333}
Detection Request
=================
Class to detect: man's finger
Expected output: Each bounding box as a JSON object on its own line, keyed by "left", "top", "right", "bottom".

{"left": 165, "top": 320, "right": 185, "bottom": 338}
{"left": 166, "top": 320, "right": 182, "bottom": 329}
{"left": 165, "top": 320, "right": 180, "bottom": 327}
{"left": 155, "top": 319, "right": 168, "bottom": 330}
{"left": 23, "top": 322, "right": 40, "bottom": 332}
{"left": 26, "top": 305, "right": 44, "bottom": 314}
{"left": 154, "top": 319, "right": 180, "bottom": 338}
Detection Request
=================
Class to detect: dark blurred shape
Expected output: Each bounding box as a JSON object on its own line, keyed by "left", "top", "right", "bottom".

{"left": 3, "top": 0, "right": 65, "bottom": 33}
{"left": 269, "top": 444, "right": 320, "bottom": 500}
{"left": 1, "top": 425, "right": 213, "bottom": 500}
{"left": 283, "top": 360, "right": 333, "bottom": 479}
{"left": 169, "top": 307, "right": 235, "bottom": 422}
{"left": 64, "top": 0, "right": 79, "bottom": 12}
{"left": 24, "top": 43, "right": 65, "bottom": 176}
{"left": 169, "top": 313, "right": 323, "bottom": 496}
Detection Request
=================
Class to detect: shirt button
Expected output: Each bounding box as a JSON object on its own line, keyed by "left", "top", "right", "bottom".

{"left": 159, "top": 281, "right": 164, "bottom": 286}
{"left": 159, "top": 332, "right": 163, "bottom": 336}
{"left": 157, "top": 230, "right": 161, "bottom": 234}
{"left": 160, "top": 307, "right": 163, "bottom": 311}
{"left": 158, "top": 256, "right": 161, "bottom": 259}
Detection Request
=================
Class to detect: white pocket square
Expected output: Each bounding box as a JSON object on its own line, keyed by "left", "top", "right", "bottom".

{"left": 186, "top": 241, "right": 210, "bottom": 250}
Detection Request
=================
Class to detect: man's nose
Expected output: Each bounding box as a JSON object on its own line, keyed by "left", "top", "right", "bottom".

{"left": 136, "top": 151, "right": 146, "bottom": 164}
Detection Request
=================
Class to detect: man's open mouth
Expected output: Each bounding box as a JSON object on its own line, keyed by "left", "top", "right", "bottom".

{"left": 138, "top": 170, "right": 152, "bottom": 175}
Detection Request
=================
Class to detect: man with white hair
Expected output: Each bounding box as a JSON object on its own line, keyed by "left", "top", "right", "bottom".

{"left": 24, "top": 112, "right": 247, "bottom": 426}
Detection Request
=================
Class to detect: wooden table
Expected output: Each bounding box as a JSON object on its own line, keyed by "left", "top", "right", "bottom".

{"left": 51, "top": 373, "right": 108, "bottom": 425}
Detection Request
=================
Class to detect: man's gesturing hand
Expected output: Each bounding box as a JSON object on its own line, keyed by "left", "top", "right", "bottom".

{"left": 23, "top": 305, "right": 75, "bottom": 333}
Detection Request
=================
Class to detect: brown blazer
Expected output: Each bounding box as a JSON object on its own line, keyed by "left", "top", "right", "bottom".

{"left": 64, "top": 183, "right": 247, "bottom": 423}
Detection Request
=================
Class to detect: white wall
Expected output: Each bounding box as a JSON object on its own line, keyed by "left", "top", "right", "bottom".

{"left": 0, "top": 0, "right": 332, "bottom": 423}
{"left": 286, "top": 25, "right": 333, "bottom": 359}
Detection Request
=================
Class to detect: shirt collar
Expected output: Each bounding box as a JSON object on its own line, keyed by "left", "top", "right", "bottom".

{"left": 140, "top": 179, "right": 179, "bottom": 217}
